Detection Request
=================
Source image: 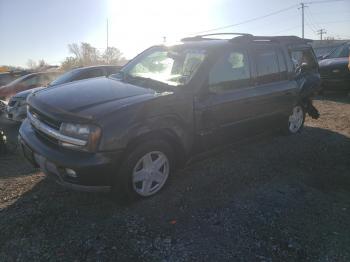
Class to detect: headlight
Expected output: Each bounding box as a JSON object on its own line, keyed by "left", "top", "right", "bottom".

{"left": 59, "top": 123, "right": 101, "bottom": 151}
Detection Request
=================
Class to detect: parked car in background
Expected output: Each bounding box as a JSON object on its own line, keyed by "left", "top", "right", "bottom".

{"left": 318, "top": 42, "right": 350, "bottom": 92}
{"left": 19, "top": 34, "right": 320, "bottom": 201}
{"left": 5, "top": 65, "right": 122, "bottom": 122}
{"left": 48, "top": 65, "right": 122, "bottom": 86}
{"left": 0, "top": 70, "right": 32, "bottom": 86}
{"left": 0, "top": 72, "right": 59, "bottom": 101}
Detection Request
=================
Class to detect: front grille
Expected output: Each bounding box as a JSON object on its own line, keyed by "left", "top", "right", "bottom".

{"left": 28, "top": 106, "right": 62, "bottom": 147}
{"left": 34, "top": 128, "right": 59, "bottom": 147}
{"left": 29, "top": 106, "right": 61, "bottom": 130}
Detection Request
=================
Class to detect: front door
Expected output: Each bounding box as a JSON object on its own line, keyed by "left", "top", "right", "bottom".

{"left": 194, "top": 47, "right": 262, "bottom": 149}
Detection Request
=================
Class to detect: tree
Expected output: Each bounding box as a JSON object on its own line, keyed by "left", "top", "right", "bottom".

{"left": 102, "top": 47, "right": 125, "bottom": 65}
{"left": 61, "top": 56, "right": 78, "bottom": 71}
{"left": 26, "top": 59, "right": 37, "bottom": 70}
{"left": 67, "top": 42, "right": 100, "bottom": 67}
{"left": 38, "top": 59, "right": 47, "bottom": 68}
{"left": 61, "top": 42, "right": 126, "bottom": 71}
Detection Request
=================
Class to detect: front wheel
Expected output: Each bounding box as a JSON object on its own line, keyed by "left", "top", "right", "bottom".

{"left": 287, "top": 105, "right": 305, "bottom": 134}
{"left": 112, "top": 139, "right": 174, "bottom": 202}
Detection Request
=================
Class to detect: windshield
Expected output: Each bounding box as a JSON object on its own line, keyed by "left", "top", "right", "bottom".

{"left": 122, "top": 46, "right": 207, "bottom": 87}
{"left": 327, "top": 44, "right": 350, "bottom": 59}
{"left": 6, "top": 74, "right": 34, "bottom": 86}
{"left": 49, "top": 68, "right": 81, "bottom": 86}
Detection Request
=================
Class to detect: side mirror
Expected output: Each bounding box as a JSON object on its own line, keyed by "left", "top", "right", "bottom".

{"left": 300, "top": 62, "right": 310, "bottom": 72}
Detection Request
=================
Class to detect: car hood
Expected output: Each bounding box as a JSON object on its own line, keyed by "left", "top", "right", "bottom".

{"left": 14, "top": 87, "right": 46, "bottom": 99}
{"left": 28, "top": 77, "right": 162, "bottom": 121}
{"left": 319, "top": 57, "right": 349, "bottom": 68}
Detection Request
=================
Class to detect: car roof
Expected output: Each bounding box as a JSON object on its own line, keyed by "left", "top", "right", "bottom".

{"left": 180, "top": 33, "right": 312, "bottom": 50}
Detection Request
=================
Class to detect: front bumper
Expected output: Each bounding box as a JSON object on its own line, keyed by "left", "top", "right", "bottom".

{"left": 19, "top": 119, "right": 123, "bottom": 192}
{"left": 321, "top": 78, "right": 350, "bottom": 91}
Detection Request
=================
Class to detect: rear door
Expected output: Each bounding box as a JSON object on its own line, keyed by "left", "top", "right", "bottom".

{"left": 251, "top": 44, "right": 298, "bottom": 129}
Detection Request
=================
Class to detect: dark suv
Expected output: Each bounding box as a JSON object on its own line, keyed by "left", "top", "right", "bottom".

{"left": 19, "top": 33, "right": 320, "bottom": 200}
{"left": 318, "top": 42, "right": 350, "bottom": 92}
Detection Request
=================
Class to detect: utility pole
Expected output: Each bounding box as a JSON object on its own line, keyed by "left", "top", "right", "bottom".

{"left": 106, "top": 19, "right": 109, "bottom": 63}
{"left": 299, "top": 3, "right": 307, "bottom": 39}
{"left": 317, "top": 29, "right": 327, "bottom": 40}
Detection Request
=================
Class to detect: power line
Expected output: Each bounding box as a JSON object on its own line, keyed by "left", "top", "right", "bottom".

{"left": 305, "top": 8, "right": 320, "bottom": 30}
{"left": 190, "top": 1, "right": 348, "bottom": 38}
{"left": 272, "top": 25, "right": 301, "bottom": 34}
{"left": 305, "top": 0, "right": 346, "bottom": 4}
{"left": 191, "top": 4, "right": 298, "bottom": 35}
{"left": 317, "top": 19, "right": 350, "bottom": 24}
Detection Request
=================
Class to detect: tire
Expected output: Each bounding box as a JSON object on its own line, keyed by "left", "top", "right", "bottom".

{"left": 112, "top": 139, "right": 174, "bottom": 202}
{"left": 285, "top": 105, "right": 305, "bottom": 134}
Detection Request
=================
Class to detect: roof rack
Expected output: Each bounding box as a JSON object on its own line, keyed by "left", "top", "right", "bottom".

{"left": 181, "top": 33, "right": 312, "bottom": 44}
{"left": 181, "top": 33, "right": 253, "bottom": 42}
{"left": 234, "top": 35, "right": 313, "bottom": 44}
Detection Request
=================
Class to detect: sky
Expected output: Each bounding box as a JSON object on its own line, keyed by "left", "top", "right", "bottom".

{"left": 1, "top": 0, "right": 349, "bottom": 67}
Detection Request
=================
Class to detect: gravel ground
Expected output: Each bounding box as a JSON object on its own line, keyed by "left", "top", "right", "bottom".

{"left": 0, "top": 95, "right": 350, "bottom": 261}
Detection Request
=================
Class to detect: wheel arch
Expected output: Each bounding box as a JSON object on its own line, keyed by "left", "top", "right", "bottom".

{"left": 123, "top": 128, "right": 189, "bottom": 169}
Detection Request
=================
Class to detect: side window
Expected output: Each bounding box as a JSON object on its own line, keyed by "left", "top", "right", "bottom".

{"left": 107, "top": 66, "right": 121, "bottom": 76}
{"left": 38, "top": 74, "right": 52, "bottom": 85}
{"left": 290, "top": 49, "right": 317, "bottom": 71}
{"left": 277, "top": 49, "right": 288, "bottom": 80}
{"left": 209, "top": 50, "right": 251, "bottom": 93}
{"left": 76, "top": 69, "right": 103, "bottom": 81}
{"left": 22, "top": 75, "right": 39, "bottom": 86}
{"left": 256, "top": 49, "right": 280, "bottom": 85}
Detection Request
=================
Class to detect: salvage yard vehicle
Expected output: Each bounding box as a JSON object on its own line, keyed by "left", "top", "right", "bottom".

{"left": 0, "top": 70, "right": 33, "bottom": 86}
{"left": 19, "top": 33, "right": 321, "bottom": 201}
{"left": 0, "top": 72, "right": 58, "bottom": 116}
{"left": 5, "top": 65, "right": 122, "bottom": 122}
{"left": 319, "top": 42, "right": 350, "bottom": 93}
{"left": 0, "top": 72, "right": 59, "bottom": 101}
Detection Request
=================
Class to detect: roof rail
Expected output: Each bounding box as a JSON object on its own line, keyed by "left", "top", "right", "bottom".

{"left": 181, "top": 33, "right": 253, "bottom": 42}
{"left": 232, "top": 35, "right": 313, "bottom": 44}
{"left": 181, "top": 33, "right": 312, "bottom": 45}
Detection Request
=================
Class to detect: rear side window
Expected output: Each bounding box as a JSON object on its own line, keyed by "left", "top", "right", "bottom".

{"left": 209, "top": 50, "right": 251, "bottom": 93}
{"left": 255, "top": 49, "right": 280, "bottom": 85}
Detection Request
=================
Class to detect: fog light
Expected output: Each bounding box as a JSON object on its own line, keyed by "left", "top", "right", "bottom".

{"left": 65, "top": 168, "right": 77, "bottom": 178}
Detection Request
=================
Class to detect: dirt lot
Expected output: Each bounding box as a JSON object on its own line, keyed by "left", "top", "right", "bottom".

{"left": 0, "top": 95, "right": 350, "bottom": 261}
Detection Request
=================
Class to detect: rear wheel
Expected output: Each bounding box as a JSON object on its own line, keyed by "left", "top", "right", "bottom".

{"left": 112, "top": 139, "right": 174, "bottom": 202}
{"left": 287, "top": 105, "right": 305, "bottom": 134}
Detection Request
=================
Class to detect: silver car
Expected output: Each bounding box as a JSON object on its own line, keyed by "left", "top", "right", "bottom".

{"left": 6, "top": 87, "right": 44, "bottom": 122}
{"left": 5, "top": 65, "right": 122, "bottom": 122}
